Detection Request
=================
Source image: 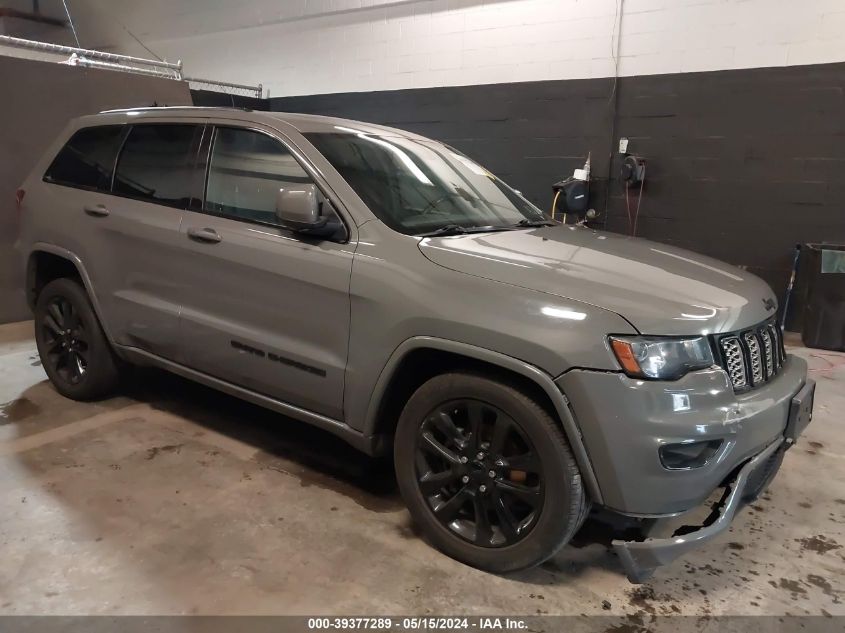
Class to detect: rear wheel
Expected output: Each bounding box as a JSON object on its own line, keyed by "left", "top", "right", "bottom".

{"left": 394, "top": 372, "right": 588, "bottom": 572}
{"left": 34, "top": 278, "right": 121, "bottom": 400}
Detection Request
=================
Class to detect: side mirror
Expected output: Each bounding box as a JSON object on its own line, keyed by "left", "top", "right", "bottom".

{"left": 275, "top": 184, "right": 328, "bottom": 232}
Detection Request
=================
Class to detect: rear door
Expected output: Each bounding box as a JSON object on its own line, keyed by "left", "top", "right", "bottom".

{"left": 87, "top": 121, "right": 203, "bottom": 361}
{"left": 177, "top": 122, "right": 355, "bottom": 420}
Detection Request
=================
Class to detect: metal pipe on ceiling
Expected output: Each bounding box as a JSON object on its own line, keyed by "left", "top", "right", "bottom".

{"left": 71, "top": 59, "right": 264, "bottom": 97}
{"left": 0, "top": 34, "right": 182, "bottom": 72}
{"left": 0, "top": 35, "right": 264, "bottom": 97}
{"left": 182, "top": 76, "right": 263, "bottom": 98}
{"left": 68, "top": 56, "right": 179, "bottom": 79}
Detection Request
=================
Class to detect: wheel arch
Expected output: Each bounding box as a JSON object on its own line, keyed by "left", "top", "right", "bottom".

{"left": 26, "top": 244, "right": 116, "bottom": 345}
{"left": 363, "top": 336, "right": 604, "bottom": 504}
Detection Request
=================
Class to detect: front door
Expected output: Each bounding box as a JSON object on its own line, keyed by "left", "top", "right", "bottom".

{"left": 177, "top": 124, "right": 354, "bottom": 420}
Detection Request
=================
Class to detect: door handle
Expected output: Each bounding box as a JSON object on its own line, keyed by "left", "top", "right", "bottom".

{"left": 83, "top": 204, "right": 110, "bottom": 217}
{"left": 187, "top": 227, "right": 222, "bottom": 244}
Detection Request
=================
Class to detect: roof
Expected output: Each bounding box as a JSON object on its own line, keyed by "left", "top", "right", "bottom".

{"left": 92, "top": 106, "right": 423, "bottom": 138}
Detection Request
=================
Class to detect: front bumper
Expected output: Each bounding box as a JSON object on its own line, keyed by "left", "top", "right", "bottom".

{"left": 607, "top": 376, "right": 814, "bottom": 582}
{"left": 557, "top": 355, "right": 809, "bottom": 515}
{"left": 613, "top": 436, "right": 784, "bottom": 583}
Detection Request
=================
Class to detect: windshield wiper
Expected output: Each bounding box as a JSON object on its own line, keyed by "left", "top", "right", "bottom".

{"left": 513, "top": 218, "right": 558, "bottom": 228}
{"left": 417, "top": 224, "right": 468, "bottom": 237}
{"left": 416, "top": 224, "right": 507, "bottom": 237}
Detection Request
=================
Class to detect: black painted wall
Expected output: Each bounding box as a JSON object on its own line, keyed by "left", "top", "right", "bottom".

{"left": 267, "top": 63, "right": 845, "bottom": 330}
{"left": 190, "top": 88, "right": 268, "bottom": 111}
{"left": 608, "top": 64, "right": 845, "bottom": 331}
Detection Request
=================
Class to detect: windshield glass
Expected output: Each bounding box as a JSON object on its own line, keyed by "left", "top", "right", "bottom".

{"left": 304, "top": 129, "right": 550, "bottom": 235}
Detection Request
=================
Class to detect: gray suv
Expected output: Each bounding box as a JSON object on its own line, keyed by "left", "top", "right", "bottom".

{"left": 17, "top": 107, "right": 815, "bottom": 581}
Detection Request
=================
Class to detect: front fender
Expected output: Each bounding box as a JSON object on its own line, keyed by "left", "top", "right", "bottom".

{"left": 359, "top": 335, "right": 605, "bottom": 505}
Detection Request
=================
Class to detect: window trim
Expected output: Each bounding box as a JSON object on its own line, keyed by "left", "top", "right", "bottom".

{"left": 197, "top": 124, "right": 351, "bottom": 244}
{"left": 187, "top": 123, "right": 211, "bottom": 212}
{"left": 41, "top": 124, "right": 129, "bottom": 194}
{"left": 109, "top": 125, "right": 132, "bottom": 192}
{"left": 109, "top": 122, "right": 204, "bottom": 210}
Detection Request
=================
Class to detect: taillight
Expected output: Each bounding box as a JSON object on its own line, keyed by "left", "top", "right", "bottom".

{"left": 15, "top": 188, "right": 25, "bottom": 209}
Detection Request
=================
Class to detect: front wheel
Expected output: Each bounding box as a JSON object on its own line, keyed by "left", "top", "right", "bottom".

{"left": 394, "top": 372, "right": 588, "bottom": 573}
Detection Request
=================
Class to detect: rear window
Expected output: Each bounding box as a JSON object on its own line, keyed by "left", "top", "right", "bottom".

{"left": 113, "top": 124, "right": 198, "bottom": 207}
{"left": 43, "top": 125, "right": 125, "bottom": 191}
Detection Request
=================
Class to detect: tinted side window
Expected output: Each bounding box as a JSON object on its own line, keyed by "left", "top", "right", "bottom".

{"left": 43, "top": 125, "right": 124, "bottom": 191}
{"left": 114, "top": 124, "right": 197, "bottom": 207}
{"left": 205, "top": 127, "right": 312, "bottom": 225}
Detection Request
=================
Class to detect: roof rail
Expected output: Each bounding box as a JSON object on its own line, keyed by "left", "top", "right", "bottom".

{"left": 98, "top": 105, "right": 253, "bottom": 114}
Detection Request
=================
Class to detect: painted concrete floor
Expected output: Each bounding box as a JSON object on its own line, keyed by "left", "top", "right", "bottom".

{"left": 0, "top": 321, "right": 843, "bottom": 618}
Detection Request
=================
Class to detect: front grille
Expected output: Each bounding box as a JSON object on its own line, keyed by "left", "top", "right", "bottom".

{"left": 716, "top": 320, "right": 785, "bottom": 392}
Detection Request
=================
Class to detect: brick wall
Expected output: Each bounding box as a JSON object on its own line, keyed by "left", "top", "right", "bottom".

{"left": 143, "top": 0, "right": 845, "bottom": 98}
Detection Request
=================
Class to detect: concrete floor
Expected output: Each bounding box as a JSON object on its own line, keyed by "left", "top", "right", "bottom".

{"left": 0, "top": 320, "right": 843, "bottom": 618}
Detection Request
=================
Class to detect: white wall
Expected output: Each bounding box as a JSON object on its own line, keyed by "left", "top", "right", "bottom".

{"left": 102, "top": 0, "right": 845, "bottom": 97}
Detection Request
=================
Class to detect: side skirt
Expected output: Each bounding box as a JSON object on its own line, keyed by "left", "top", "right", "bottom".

{"left": 117, "top": 345, "right": 385, "bottom": 456}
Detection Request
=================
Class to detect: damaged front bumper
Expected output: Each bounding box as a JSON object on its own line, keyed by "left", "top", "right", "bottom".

{"left": 612, "top": 378, "right": 816, "bottom": 583}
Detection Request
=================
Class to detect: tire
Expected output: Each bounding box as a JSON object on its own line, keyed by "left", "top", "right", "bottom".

{"left": 394, "top": 372, "right": 588, "bottom": 573}
{"left": 34, "top": 278, "right": 121, "bottom": 400}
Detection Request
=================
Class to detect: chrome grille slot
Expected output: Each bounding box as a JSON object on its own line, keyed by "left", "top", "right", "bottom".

{"left": 770, "top": 323, "right": 785, "bottom": 368}
{"left": 716, "top": 320, "right": 785, "bottom": 392}
{"left": 721, "top": 337, "right": 747, "bottom": 389}
{"left": 761, "top": 329, "right": 774, "bottom": 378}
{"left": 743, "top": 332, "right": 764, "bottom": 385}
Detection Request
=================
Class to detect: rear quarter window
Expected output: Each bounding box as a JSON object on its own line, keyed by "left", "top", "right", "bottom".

{"left": 43, "top": 125, "right": 125, "bottom": 191}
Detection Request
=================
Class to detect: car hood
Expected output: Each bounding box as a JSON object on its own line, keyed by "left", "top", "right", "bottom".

{"left": 418, "top": 226, "right": 778, "bottom": 335}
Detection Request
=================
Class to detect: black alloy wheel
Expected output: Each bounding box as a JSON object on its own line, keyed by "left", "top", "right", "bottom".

{"left": 35, "top": 278, "right": 122, "bottom": 400}
{"left": 395, "top": 372, "right": 588, "bottom": 573}
{"left": 40, "top": 296, "right": 89, "bottom": 385}
{"left": 415, "top": 399, "right": 543, "bottom": 547}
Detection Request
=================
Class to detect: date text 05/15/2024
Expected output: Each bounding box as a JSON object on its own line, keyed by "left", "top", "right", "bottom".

{"left": 307, "top": 617, "right": 528, "bottom": 630}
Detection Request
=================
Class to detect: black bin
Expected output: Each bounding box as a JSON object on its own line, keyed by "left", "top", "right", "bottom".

{"left": 801, "top": 243, "right": 845, "bottom": 351}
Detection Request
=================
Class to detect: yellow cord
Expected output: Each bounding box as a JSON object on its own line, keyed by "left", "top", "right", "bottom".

{"left": 551, "top": 190, "right": 561, "bottom": 220}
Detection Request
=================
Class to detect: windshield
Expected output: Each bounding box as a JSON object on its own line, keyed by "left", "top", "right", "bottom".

{"left": 304, "top": 129, "right": 551, "bottom": 236}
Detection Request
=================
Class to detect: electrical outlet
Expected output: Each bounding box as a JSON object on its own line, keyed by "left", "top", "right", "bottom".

{"left": 618, "top": 138, "right": 629, "bottom": 154}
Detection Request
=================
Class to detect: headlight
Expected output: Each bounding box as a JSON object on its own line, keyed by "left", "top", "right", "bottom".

{"left": 609, "top": 335, "right": 714, "bottom": 380}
